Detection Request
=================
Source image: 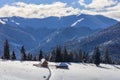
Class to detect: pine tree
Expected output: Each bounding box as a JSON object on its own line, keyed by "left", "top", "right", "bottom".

{"left": 82, "top": 52, "right": 87, "bottom": 63}
{"left": 49, "top": 50, "right": 56, "bottom": 62}
{"left": 33, "top": 56, "right": 37, "bottom": 61}
{"left": 30, "top": 54, "right": 33, "bottom": 61}
{"left": 68, "top": 51, "right": 73, "bottom": 62}
{"left": 63, "top": 47, "right": 69, "bottom": 62}
{"left": 11, "top": 51, "right": 16, "bottom": 60}
{"left": 26, "top": 53, "right": 32, "bottom": 61}
{"left": 20, "top": 46, "right": 27, "bottom": 61}
{"left": 78, "top": 49, "right": 83, "bottom": 62}
{"left": 27, "top": 53, "right": 31, "bottom": 61}
{"left": 72, "top": 51, "right": 79, "bottom": 62}
{"left": 83, "top": 52, "right": 90, "bottom": 63}
{"left": 44, "top": 54, "right": 49, "bottom": 61}
{"left": 93, "top": 47, "right": 101, "bottom": 66}
{"left": 104, "top": 48, "right": 110, "bottom": 64}
{"left": 39, "top": 49, "right": 44, "bottom": 61}
{"left": 4, "top": 40, "right": 10, "bottom": 60}
{"left": 55, "top": 46, "right": 62, "bottom": 62}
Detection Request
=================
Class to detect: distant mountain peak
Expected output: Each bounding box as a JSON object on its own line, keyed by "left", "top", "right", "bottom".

{"left": 0, "top": 14, "right": 118, "bottom": 29}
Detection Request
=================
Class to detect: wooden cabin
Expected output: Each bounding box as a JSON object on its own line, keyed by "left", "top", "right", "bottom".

{"left": 41, "top": 58, "right": 48, "bottom": 68}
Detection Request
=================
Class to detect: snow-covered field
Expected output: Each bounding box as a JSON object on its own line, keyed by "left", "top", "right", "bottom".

{"left": 0, "top": 60, "right": 120, "bottom": 80}
{"left": 49, "top": 63, "right": 120, "bottom": 80}
{"left": 0, "top": 60, "right": 49, "bottom": 80}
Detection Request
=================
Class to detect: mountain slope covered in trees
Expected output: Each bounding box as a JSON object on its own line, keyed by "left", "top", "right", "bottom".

{"left": 66, "top": 22, "right": 120, "bottom": 60}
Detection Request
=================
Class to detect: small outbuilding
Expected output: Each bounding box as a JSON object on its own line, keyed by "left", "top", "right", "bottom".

{"left": 41, "top": 58, "right": 48, "bottom": 68}
{"left": 56, "top": 63, "right": 69, "bottom": 69}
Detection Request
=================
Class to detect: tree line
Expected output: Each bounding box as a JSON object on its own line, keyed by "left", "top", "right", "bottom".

{"left": 49, "top": 46, "right": 113, "bottom": 66}
{"left": 1, "top": 40, "right": 44, "bottom": 61}
{"left": 1, "top": 40, "right": 117, "bottom": 66}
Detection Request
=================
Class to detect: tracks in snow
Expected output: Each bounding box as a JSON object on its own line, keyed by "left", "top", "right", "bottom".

{"left": 46, "top": 67, "right": 52, "bottom": 80}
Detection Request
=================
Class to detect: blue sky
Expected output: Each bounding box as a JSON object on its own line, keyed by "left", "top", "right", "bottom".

{"left": 0, "top": 0, "right": 92, "bottom": 8}
{"left": 0, "top": 0, "right": 120, "bottom": 21}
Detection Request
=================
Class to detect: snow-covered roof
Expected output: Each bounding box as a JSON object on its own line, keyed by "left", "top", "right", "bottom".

{"left": 57, "top": 63, "right": 68, "bottom": 67}
{"left": 41, "top": 58, "right": 46, "bottom": 64}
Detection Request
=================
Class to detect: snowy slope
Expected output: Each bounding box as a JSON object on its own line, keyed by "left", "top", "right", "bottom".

{"left": 49, "top": 63, "right": 120, "bottom": 80}
{"left": 0, "top": 60, "right": 49, "bottom": 80}
{"left": 0, "top": 60, "right": 120, "bottom": 80}
{"left": 0, "top": 19, "right": 6, "bottom": 24}
{"left": 71, "top": 18, "right": 84, "bottom": 27}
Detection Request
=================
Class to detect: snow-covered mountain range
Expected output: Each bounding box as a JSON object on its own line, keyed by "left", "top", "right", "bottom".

{"left": 0, "top": 14, "right": 117, "bottom": 29}
{"left": 0, "top": 14, "right": 118, "bottom": 55}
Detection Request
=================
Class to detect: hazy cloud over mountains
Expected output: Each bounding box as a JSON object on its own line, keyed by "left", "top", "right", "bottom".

{"left": 0, "top": 0, "right": 120, "bottom": 21}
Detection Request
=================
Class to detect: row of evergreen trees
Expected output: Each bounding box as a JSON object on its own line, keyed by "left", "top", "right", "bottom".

{"left": 20, "top": 46, "right": 44, "bottom": 61}
{"left": 49, "top": 46, "right": 113, "bottom": 66}
{"left": 2, "top": 40, "right": 44, "bottom": 61}
{"left": 1, "top": 40, "right": 114, "bottom": 66}
{"left": 2, "top": 40, "right": 16, "bottom": 60}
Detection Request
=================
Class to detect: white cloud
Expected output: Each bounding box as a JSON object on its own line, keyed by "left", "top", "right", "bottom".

{"left": 79, "top": 0, "right": 118, "bottom": 10}
{"left": 87, "top": 0, "right": 118, "bottom": 10}
{"left": 78, "top": 0, "right": 120, "bottom": 21}
{"left": 78, "top": 0, "right": 87, "bottom": 7}
{"left": 0, "top": 2, "right": 80, "bottom": 18}
{"left": 80, "top": 9, "right": 120, "bottom": 21}
{"left": 0, "top": 1, "right": 120, "bottom": 21}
